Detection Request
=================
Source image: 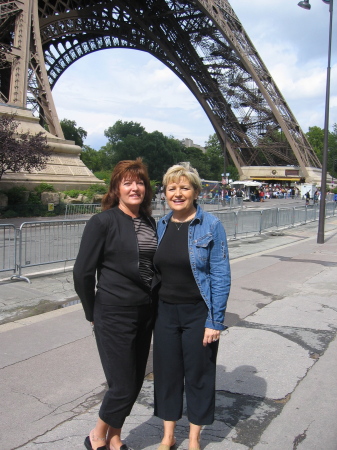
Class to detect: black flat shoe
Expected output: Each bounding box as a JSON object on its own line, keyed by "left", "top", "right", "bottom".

{"left": 84, "top": 436, "right": 107, "bottom": 450}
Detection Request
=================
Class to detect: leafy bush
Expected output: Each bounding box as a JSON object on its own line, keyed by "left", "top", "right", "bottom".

{"left": 63, "top": 184, "right": 107, "bottom": 202}
{"left": 6, "top": 186, "right": 28, "bottom": 204}
{"left": 28, "top": 192, "right": 42, "bottom": 204}
{"left": 34, "top": 183, "right": 55, "bottom": 194}
{"left": 1, "top": 209, "right": 17, "bottom": 218}
{"left": 0, "top": 203, "right": 66, "bottom": 218}
{"left": 63, "top": 189, "right": 82, "bottom": 198}
{"left": 85, "top": 183, "right": 108, "bottom": 196}
{"left": 94, "top": 171, "right": 111, "bottom": 183}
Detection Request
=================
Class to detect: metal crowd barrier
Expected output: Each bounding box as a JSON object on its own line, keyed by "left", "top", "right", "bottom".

{"left": 1, "top": 201, "right": 336, "bottom": 281}
{"left": 214, "top": 202, "right": 336, "bottom": 239}
{"left": 198, "top": 197, "right": 244, "bottom": 209}
{"left": 65, "top": 203, "right": 102, "bottom": 219}
{"left": 12, "top": 219, "right": 87, "bottom": 282}
{"left": 0, "top": 224, "right": 16, "bottom": 274}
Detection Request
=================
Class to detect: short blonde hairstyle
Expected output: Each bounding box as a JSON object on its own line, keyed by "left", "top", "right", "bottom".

{"left": 162, "top": 162, "right": 202, "bottom": 195}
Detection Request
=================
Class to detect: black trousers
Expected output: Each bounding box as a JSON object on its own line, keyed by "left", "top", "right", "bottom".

{"left": 93, "top": 295, "right": 154, "bottom": 429}
{"left": 153, "top": 301, "right": 219, "bottom": 426}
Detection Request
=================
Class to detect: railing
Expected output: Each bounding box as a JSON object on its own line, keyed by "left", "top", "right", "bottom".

{"left": 65, "top": 203, "right": 102, "bottom": 219}
{"left": 12, "top": 219, "right": 87, "bottom": 282}
{"left": 0, "top": 202, "right": 336, "bottom": 281}
{"left": 212, "top": 202, "right": 336, "bottom": 239}
{"left": 198, "top": 196, "right": 244, "bottom": 209}
{"left": 0, "top": 224, "right": 16, "bottom": 274}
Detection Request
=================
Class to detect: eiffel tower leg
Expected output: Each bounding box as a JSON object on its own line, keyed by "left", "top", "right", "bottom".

{"left": 0, "top": 0, "right": 102, "bottom": 190}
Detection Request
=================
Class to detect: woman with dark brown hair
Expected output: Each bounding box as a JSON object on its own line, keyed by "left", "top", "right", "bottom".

{"left": 74, "top": 159, "right": 157, "bottom": 450}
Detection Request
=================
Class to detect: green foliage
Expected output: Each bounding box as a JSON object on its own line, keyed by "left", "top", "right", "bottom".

{"left": 204, "top": 134, "right": 239, "bottom": 181}
{"left": 306, "top": 126, "right": 324, "bottom": 161}
{"left": 34, "top": 183, "right": 55, "bottom": 194}
{"left": 1, "top": 209, "right": 17, "bottom": 219}
{"left": 0, "top": 203, "right": 66, "bottom": 219}
{"left": 85, "top": 183, "right": 108, "bottom": 197}
{"left": 81, "top": 145, "right": 103, "bottom": 172}
{"left": 93, "top": 171, "right": 111, "bottom": 183}
{"left": 28, "top": 192, "right": 42, "bottom": 204}
{"left": 104, "top": 120, "right": 145, "bottom": 145}
{"left": 62, "top": 184, "right": 107, "bottom": 202}
{"left": 80, "top": 121, "right": 242, "bottom": 181}
{"left": 60, "top": 118, "right": 87, "bottom": 147}
{"left": 306, "top": 124, "right": 337, "bottom": 178}
{"left": 63, "top": 189, "right": 82, "bottom": 199}
{"left": 6, "top": 186, "right": 28, "bottom": 204}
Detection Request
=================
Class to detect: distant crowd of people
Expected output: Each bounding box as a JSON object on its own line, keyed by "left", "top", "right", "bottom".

{"left": 155, "top": 184, "right": 336, "bottom": 206}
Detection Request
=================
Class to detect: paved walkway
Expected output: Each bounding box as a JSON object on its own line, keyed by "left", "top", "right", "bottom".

{"left": 1, "top": 218, "right": 337, "bottom": 449}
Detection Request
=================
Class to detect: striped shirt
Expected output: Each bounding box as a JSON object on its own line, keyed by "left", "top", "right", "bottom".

{"left": 133, "top": 217, "right": 157, "bottom": 287}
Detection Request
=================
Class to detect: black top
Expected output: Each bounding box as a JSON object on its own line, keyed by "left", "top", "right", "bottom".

{"left": 133, "top": 217, "right": 157, "bottom": 287}
{"left": 153, "top": 220, "right": 203, "bottom": 304}
{"left": 73, "top": 206, "right": 157, "bottom": 321}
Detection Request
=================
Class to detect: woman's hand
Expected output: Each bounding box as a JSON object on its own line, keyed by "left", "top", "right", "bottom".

{"left": 203, "top": 328, "right": 220, "bottom": 347}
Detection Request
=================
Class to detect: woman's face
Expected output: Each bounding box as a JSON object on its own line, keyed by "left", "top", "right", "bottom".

{"left": 118, "top": 177, "right": 145, "bottom": 212}
{"left": 165, "top": 176, "right": 198, "bottom": 214}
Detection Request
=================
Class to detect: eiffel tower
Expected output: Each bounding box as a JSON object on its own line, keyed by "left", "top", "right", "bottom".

{"left": 0, "top": 0, "right": 323, "bottom": 188}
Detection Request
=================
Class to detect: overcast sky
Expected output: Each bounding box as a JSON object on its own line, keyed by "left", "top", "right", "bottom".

{"left": 52, "top": 0, "right": 337, "bottom": 150}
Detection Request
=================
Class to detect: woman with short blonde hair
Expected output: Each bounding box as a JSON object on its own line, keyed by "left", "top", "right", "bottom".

{"left": 153, "top": 162, "right": 231, "bottom": 450}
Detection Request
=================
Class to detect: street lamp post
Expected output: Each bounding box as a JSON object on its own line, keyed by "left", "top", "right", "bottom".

{"left": 298, "top": 0, "right": 334, "bottom": 244}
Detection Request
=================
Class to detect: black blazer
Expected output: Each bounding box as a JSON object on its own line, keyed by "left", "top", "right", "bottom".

{"left": 73, "top": 206, "right": 156, "bottom": 321}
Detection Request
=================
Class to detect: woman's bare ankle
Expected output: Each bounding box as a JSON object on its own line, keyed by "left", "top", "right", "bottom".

{"left": 89, "top": 429, "right": 107, "bottom": 449}
{"left": 161, "top": 435, "right": 176, "bottom": 446}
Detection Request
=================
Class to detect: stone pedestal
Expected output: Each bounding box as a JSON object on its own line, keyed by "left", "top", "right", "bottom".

{"left": 0, "top": 105, "right": 104, "bottom": 191}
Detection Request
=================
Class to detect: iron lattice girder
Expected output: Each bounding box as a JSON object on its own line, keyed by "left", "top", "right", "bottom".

{"left": 38, "top": 0, "right": 261, "bottom": 166}
{"left": 1, "top": 0, "right": 321, "bottom": 172}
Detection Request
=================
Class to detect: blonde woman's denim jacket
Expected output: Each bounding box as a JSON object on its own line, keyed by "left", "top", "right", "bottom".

{"left": 157, "top": 205, "right": 231, "bottom": 330}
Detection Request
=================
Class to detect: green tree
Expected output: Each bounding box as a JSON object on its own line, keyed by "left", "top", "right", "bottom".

{"left": 306, "top": 124, "right": 337, "bottom": 178}
{"left": 306, "top": 126, "right": 324, "bottom": 160}
{"left": 104, "top": 120, "right": 145, "bottom": 145}
{"left": 80, "top": 145, "right": 103, "bottom": 172}
{"left": 108, "top": 129, "right": 184, "bottom": 180}
{"left": 180, "top": 146, "right": 210, "bottom": 179}
{"left": 204, "top": 133, "right": 240, "bottom": 181}
{"left": 60, "top": 119, "right": 87, "bottom": 147}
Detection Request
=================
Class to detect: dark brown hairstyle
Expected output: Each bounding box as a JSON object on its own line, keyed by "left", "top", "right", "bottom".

{"left": 101, "top": 158, "right": 153, "bottom": 216}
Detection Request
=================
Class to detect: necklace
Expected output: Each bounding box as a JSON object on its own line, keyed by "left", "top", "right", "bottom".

{"left": 171, "top": 214, "right": 195, "bottom": 231}
{"left": 173, "top": 221, "right": 187, "bottom": 231}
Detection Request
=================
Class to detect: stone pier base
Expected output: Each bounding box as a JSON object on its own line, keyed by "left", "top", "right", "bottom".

{"left": 0, "top": 105, "right": 104, "bottom": 191}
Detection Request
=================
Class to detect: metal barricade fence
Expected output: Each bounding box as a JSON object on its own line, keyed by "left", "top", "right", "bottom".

{"left": 306, "top": 205, "right": 317, "bottom": 222}
{"left": 261, "top": 208, "right": 278, "bottom": 231}
{"left": 65, "top": 203, "right": 102, "bottom": 219}
{"left": 0, "top": 224, "right": 16, "bottom": 274}
{"left": 236, "top": 210, "right": 262, "bottom": 236}
{"left": 1, "top": 201, "right": 336, "bottom": 281}
{"left": 277, "top": 207, "right": 295, "bottom": 228}
{"left": 13, "top": 220, "right": 87, "bottom": 282}
{"left": 293, "top": 206, "right": 307, "bottom": 225}
{"left": 213, "top": 211, "right": 237, "bottom": 238}
{"left": 326, "top": 201, "right": 336, "bottom": 216}
{"left": 199, "top": 197, "right": 243, "bottom": 210}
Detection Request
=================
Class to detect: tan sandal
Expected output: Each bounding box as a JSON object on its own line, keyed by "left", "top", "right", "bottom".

{"left": 157, "top": 443, "right": 176, "bottom": 450}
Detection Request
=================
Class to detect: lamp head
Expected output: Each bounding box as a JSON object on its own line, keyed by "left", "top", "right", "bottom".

{"left": 298, "top": 0, "right": 311, "bottom": 9}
